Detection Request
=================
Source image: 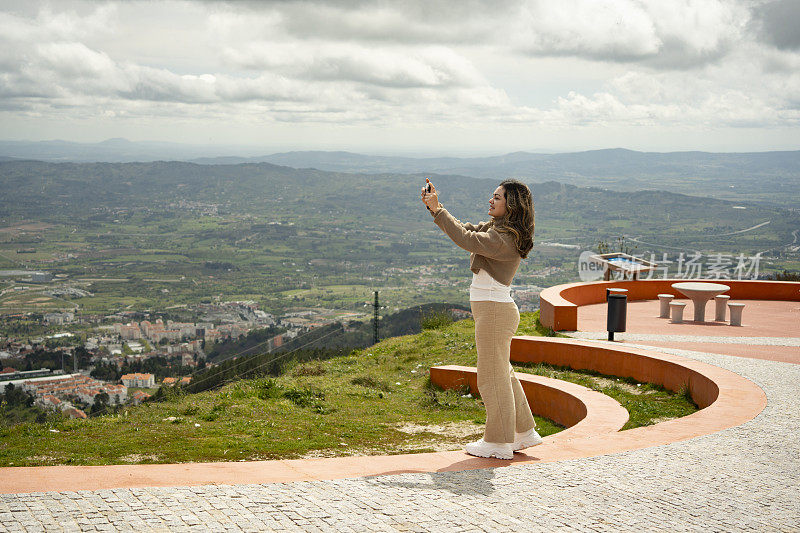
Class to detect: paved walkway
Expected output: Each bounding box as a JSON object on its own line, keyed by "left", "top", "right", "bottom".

{"left": 1, "top": 341, "right": 799, "bottom": 531}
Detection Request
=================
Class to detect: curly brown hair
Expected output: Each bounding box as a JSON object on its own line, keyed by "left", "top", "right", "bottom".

{"left": 493, "top": 179, "right": 534, "bottom": 258}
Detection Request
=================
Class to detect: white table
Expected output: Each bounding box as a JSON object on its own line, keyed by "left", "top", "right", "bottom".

{"left": 671, "top": 282, "right": 731, "bottom": 322}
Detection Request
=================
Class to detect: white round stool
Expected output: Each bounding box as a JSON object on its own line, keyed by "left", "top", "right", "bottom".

{"left": 669, "top": 301, "right": 687, "bottom": 323}
{"left": 658, "top": 294, "right": 674, "bottom": 318}
{"left": 728, "top": 302, "right": 745, "bottom": 326}
{"left": 714, "top": 295, "right": 730, "bottom": 321}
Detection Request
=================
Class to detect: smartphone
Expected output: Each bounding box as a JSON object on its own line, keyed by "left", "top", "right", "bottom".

{"left": 423, "top": 180, "right": 432, "bottom": 211}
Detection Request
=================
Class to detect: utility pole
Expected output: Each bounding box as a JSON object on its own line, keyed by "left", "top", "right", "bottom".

{"left": 373, "top": 291, "right": 379, "bottom": 345}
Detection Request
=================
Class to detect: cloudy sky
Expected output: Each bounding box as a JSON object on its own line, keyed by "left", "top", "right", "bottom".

{"left": 1, "top": 0, "right": 798, "bottom": 154}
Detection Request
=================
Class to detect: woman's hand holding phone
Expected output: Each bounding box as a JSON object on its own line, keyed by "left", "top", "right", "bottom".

{"left": 421, "top": 178, "right": 440, "bottom": 214}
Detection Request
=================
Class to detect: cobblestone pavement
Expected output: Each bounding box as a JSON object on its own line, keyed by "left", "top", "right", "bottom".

{"left": 2, "top": 344, "right": 799, "bottom": 532}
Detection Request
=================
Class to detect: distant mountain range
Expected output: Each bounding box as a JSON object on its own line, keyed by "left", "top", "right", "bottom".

{"left": 0, "top": 138, "right": 249, "bottom": 163}
{"left": 1, "top": 137, "right": 797, "bottom": 177}
{"left": 1, "top": 139, "right": 798, "bottom": 206}
{"left": 191, "top": 147, "right": 800, "bottom": 181}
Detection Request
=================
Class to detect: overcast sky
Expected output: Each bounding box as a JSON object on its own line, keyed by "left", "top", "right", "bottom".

{"left": 1, "top": 0, "right": 798, "bottom": 155}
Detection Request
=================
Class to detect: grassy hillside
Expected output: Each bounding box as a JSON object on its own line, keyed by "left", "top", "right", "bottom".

{"left": 0, "top": 313, "right": 697, "bottom": 466}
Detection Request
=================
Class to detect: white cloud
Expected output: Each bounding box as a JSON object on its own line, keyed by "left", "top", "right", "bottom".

{"left": 223, "top": 43, "right": 484, "bottom": 88}
{"left": 510, "top": 0, "right": 750, "bottom": 68}
{"left": 0, "top": 0, "right": 797, "bottom": 150}
{"left": 37, "top": 42, "right": 116, "bottom": 79}
{"left": 512, "top": 0, "right": 660, "bottom": 60}
{"left": 255, "top": 1, "right": 505, "bottom": 44}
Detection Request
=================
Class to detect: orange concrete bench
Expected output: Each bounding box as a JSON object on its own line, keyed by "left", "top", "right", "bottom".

{"left": 510, "top": 337, "right": 720, "bottom": 408}
{"left": 430, "top": 365, "right": 629, "bottom": 442}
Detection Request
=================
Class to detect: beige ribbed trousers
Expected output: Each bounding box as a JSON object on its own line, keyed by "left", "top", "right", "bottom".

{"left": 471, "top": 300, "right": 536, "bottom": 444}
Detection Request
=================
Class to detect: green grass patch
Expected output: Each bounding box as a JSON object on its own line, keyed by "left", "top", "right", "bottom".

{"left": 516, "top": 311, "right": 569, "bottom": 338}
{"left": 512, "top": 362, "right": 698, "bottom": 430}
{"left": 420, "top": 310, "right": 453, "bottom": 330}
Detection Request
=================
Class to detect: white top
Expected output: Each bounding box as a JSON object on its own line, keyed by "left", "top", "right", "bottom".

{"left": 470, "top": 269, "right": 514, "bottom": 303}
{"left": 671, "top": 282, "right": 730, "bottom": 292}
{"left": 671, "top": 282, "right": 730, "bottom": 300}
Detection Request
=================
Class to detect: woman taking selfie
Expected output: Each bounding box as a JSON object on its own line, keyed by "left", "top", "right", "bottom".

{"left": 421, "top": 177, "right": 541, "bottom": 459}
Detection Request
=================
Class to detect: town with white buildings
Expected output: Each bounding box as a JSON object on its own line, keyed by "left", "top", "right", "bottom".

{"left": 0, "top": 299, "right": 322, "bottom": 420}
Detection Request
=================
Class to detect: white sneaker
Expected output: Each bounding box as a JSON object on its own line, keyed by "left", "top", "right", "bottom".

{"left": 465, "top": 439, "right": 514, "bottom": 460}
{"left": 513, "top": 428, "right": 543, "bottom": 451}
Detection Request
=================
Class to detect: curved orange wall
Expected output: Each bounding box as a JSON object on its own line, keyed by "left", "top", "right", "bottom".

{"left": 511, "top": 337, "right": 719, "bottom": 409}
{"left": 539, "top": 279, "right": 800, "bottom": 331}
{"left": 429, "top": 365, "right": 587, "bottom": 427}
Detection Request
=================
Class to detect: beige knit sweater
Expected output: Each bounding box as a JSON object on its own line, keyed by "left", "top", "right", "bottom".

{"left": 431, "top": 207, "right": 521, "bottom": 286}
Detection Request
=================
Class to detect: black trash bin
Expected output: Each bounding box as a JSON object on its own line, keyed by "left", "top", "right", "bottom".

{"left": 606, "top": 290, "right": 627, "bottom": 341}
